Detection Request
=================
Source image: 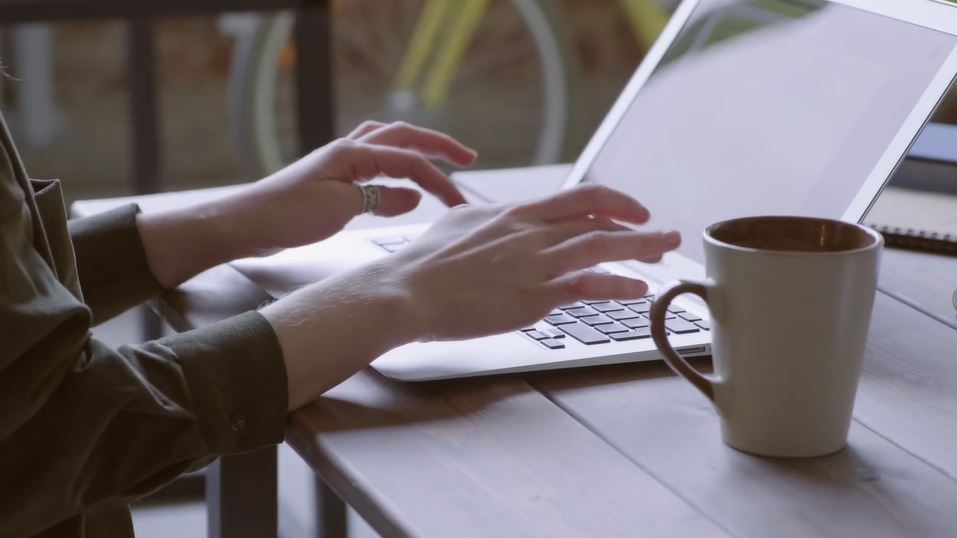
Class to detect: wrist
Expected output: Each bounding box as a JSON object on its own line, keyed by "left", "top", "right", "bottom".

{"left": 260, "top": 259, "right": 421, "bottom": 408}
{"left": 208, "top": 188, "right": 275, "bottom": 259}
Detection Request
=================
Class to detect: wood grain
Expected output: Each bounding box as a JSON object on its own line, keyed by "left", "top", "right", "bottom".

{"left": 879, "top": 248, "right": 957, "bottom": 330}
{"left": 530, "top": 366, "right": 957, "bottom": 537}
{"left": 287, "top": 370, "right": 727, "bottom": 538}
{"left": 854, "top": 292, "right": 957, "bottom": 480}
{"left": 529, "top": 291, "right": 957, "bottom": 538}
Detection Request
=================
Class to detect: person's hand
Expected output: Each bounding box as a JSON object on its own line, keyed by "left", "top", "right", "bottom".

{"left": 262, "top": 184, "right": 681, "bottom": 408}
{"left": 137, "top": 121, "right": 475, "bottom": 289}
{"left": 389, "top": 185, "right": 682, "bottom": 341}
{"left": 224, "top": 120, "right": 477, "bottom": 255}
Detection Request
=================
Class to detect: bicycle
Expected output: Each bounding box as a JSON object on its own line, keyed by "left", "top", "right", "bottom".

{"left": 225, "top": 0, "right": 684, "bottom": 179}
{"left": 224, "top": 0, "right": 572, "bottom": 178}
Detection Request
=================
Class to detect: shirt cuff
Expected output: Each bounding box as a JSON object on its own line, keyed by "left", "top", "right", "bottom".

{"left": 159, "top": 311, "right": 288, "bottom": 455}
{"left": 69, "top": 204, "right": 162, "bottom": 323}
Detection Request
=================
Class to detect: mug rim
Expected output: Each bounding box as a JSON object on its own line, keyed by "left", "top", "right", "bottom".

{"left": 704, "top": 215, "right": 884, "bottom": 256}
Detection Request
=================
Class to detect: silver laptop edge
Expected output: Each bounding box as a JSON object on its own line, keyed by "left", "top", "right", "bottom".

{"left": 564, "top": 0, "right": 957, "bottom": 291}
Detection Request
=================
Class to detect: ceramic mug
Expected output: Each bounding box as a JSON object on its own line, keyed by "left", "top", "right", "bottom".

{"left": 650, "top": 216, "right": 883, "bottom": 457}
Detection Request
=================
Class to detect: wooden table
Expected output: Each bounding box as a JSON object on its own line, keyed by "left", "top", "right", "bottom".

{"left": 75, "top": 167, "right": 957, "bottom": 538}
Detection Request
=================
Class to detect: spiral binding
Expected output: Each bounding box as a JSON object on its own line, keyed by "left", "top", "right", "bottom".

{"left": 868, "top": 224, "right": 957, "bottom": 257}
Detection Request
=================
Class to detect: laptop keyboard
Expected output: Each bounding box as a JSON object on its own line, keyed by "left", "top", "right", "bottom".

{"left": 372, "top": 235, "right": 709, "bottom": 350}
{"left": 522, "top": 293, "right": 709, "bottom": 349}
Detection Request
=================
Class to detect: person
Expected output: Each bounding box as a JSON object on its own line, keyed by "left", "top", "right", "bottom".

{"left": 0, "top": 116, "right": 681, "bottom": 536}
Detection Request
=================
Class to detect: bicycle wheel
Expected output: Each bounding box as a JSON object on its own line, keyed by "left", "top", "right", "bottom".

{"left": 229, "top": 0, "right": 575, "bottom": 178}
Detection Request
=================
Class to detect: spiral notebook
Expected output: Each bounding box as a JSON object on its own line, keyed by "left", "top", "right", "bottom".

{"left": 866, "top": 186, "right": 957, "bottom": 256}
{"left": 867, "top": 123, "right": 957, "bottom": 257}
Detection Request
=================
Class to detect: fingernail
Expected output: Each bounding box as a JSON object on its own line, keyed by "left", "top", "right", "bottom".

{"left": 664, "top": 231, "right": 681, "bottom": 247}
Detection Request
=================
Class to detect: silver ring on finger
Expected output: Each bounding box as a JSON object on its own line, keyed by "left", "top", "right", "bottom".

{"left": 359, "top": 184, "right": 382, "bottom": 215}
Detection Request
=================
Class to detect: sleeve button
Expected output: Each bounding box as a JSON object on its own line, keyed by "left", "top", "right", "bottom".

{"left": 231, "top": 414, "right": 247, "bottom": 432}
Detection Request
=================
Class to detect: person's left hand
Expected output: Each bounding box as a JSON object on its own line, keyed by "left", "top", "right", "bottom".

{"left": 221, "top": 120, "right": 477, "bottom": 255}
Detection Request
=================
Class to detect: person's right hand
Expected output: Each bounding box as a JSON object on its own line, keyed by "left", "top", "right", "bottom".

{"left": 262, "top": 184, "right": 681, "bottom": 409}
{"left": 387, "top": 184, "right": 682, "bottom": 342}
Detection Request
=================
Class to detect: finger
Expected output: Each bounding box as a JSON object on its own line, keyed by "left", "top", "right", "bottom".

{"left": 359, "top": 121, "right": 477, "bottom": 166}
{"left": 370, "top": 186, "right": 423, "bottom": 217}
{"left": 346, "top": 142, "right": 468, "bottom": 207}
{"left": 542, "top": 230, "right": 682, "bottom": 275}
{"left": 347, "top": 120, "right": 387, "bottom": 140}
{"left": 539, "top": 217, "right": 630, "bottom": 246}
{"left": 548, "top": 272, "right": 649, "bottom": 304}
{"left": 526, "top": 184, "right": 651, "bottom": 225}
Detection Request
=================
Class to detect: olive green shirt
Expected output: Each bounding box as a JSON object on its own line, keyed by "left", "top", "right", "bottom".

{"left": 0, "top": 115, "right": 288, "bottom": 537}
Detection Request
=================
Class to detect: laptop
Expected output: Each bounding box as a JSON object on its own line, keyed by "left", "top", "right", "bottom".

{"left": 234, "top": 0, "right": 957, "bottom": 381}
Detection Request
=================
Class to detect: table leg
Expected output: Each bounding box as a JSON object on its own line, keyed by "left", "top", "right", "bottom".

{"left": 315, "top": 476, "right": 348, "bottom": 538}
{"left": 206, "top": 445, "right": 279, "bottom": 538}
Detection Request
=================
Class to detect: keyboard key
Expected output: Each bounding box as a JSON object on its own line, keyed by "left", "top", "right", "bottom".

{"left": 592, "top": 302, "right": 625, "bottom": 313}
{"left": 623, "top": 317, "right": 650, "bottom": 329}
{"left": 560, "top": 323, "right": 611, "bottom": 344}
{"left": 381, "top": 244, "right": 406, "bottom": 253}
{"left": 525, "top": 330, "right": 549, "bottom": 341}
{"left": 679, "top": 312, "right": 703, "bottom": 322}
{"left": 565, "top": 306, "right": 597, "bottom": 318}
{"left": 665, "top": 319, "right": 701, "bottom": 334}
{"left": 611, "top": 328, "right": 653, "bottom": 341}
{"left": 540, "top": 339, "right": 566, "bottom": 350}
{"left": 545, "top": 313, "right": 577, "bottom": 325}
{"left": 545, "top": 328, "right": 566, "bottom": 339}
{"left": 668, "top": 306, "right": 686, "bottom": 314}
{"left": 618, "top": 298, "right": 646, "bottom": 306}
{"left": 559, "top": 302, "right": 586, "bottom": 310}
{"left": 580, "top": 314, "right": 613, "bottom": 326}
{"left": 521, "top": 327, "right": 538, "bottom": 332}
{"left": 607, "top": 310, "right": 641, "bottom": 321}
{"left": 696, "top": 320, "right": 711, "bottom": 330}
{"left": 583, "top": 300, "right": 611, "bottom": 306}
{"left": 596, "top": 322, "right": 630, "bottom": 334}
{"left": 628, "top": 302, "right": 651, "bottom": 314}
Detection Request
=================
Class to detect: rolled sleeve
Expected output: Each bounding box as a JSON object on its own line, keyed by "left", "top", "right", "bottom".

{"left": 2, "top": 284, "right": 288, "bottom": 536}
{"left": 158, "top": 311, "right": 288, "bottom": 454}
{"left": 69, "top": 204, "right": 161, "bottom": 324}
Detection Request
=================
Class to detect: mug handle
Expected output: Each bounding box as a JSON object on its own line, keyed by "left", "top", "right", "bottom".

{"left": 650, "top": 281, "right": 716, "bottom": 402}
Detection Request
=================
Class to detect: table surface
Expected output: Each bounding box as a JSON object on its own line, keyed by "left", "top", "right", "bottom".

{"left": 74, "top": 166, "right": 957, "bottom": 538}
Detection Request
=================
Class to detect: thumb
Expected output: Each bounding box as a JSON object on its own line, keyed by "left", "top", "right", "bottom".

{"left": 356, "top": 186, "right": 422, "bottom": 217}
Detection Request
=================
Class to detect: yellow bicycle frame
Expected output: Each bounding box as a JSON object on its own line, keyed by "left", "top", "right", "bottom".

{"left": 620, "top": 0, "right": 670, "bottom": 49}
{"left": 392, "top": 0, "right": 669, "bottom": 110}
{"left": 394, "top": 0, "right": 490, "bottom": 110}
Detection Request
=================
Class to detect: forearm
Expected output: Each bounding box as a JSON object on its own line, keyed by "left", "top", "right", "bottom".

{"left": 135, "top": 194, "right": 257, "bottom": 289}
{"left": 261, "top": 260, "right": 418, "bottom": 410}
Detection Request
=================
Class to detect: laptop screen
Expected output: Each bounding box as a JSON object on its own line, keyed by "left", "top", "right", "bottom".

{"left": 582, "top": 0, "right": 957, "bottom": 264}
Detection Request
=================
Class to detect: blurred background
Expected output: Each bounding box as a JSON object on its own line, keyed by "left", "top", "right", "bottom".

{"left": 3, "top": 0, "right": 662, "bottom": 204}
{"left": 4, "top": 0, "right": 957, "bottom": 536}
{"left": 2, "top": 2, "right": 660, "bottom": 536}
